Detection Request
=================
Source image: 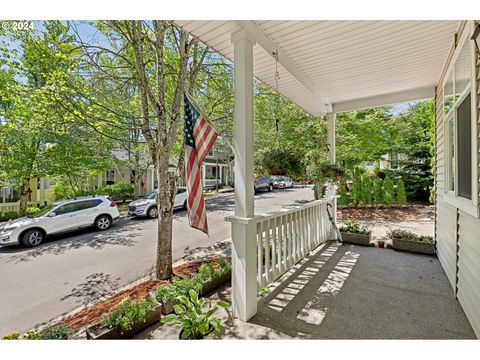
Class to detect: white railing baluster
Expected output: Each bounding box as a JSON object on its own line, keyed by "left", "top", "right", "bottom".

{"left": 251, "top": 197, "right": 336, "bottom": 292}
{"left": 264, "top": 219, "right": 270, "bottom": 284}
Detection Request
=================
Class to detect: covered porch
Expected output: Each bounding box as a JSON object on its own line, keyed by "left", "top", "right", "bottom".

{"left": 171, "top": 20, "right": 478, "bottom": 337}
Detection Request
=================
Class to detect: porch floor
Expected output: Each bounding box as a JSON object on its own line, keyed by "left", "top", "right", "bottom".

{"left": 217, "top": 241, "right": 476, "bottom": 339}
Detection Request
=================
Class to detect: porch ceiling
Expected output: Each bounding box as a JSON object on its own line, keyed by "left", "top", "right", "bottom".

{"left": 173, "top": 20, "right": 460, "bottom": 115}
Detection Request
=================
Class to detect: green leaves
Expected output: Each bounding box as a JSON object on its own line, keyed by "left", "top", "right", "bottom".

{"left": 159, "top": 289, "right": 229, "bottom": 339}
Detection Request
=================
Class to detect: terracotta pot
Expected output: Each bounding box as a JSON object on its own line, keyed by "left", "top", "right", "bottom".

{"left": 378, "top": 241, "right": 385, "bottom": 248}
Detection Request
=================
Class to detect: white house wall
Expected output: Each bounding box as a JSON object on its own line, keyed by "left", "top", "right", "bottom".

{"left": 435, "top": 20, "right": 480, "bottom": 338}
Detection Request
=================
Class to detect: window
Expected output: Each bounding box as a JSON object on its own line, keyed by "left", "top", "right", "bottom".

{"left": 457, "top": 93, "right": 472, "bottom": 200}
{"left": 55, "top": 203, "right": 77, "bottom": 215}
{"left": 443, "top": 24, "right": 477, "bottom": 216}
{"left": 75, "top": 199, "right": 103, "bottom": 210}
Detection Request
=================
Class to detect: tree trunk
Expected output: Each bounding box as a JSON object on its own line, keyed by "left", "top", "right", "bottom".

{"left": 155, "top": 152, "right": 173, "bottom": 279}
{"left": 19, "top": 178, "right": 30, "bottom": 216}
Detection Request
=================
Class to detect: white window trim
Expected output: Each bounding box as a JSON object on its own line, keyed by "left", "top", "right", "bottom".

{"left": 442, "top": 21, "right": 479, "bottom": 218}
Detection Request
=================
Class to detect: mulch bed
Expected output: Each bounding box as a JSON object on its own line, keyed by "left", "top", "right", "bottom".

{"left": 337, "top": 204, "right": 435, "bottom": 221}
{"left": 61, "top": 260, "right": 208, "bottom": 333}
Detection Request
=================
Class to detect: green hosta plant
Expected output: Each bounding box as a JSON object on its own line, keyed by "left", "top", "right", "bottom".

{"left": 101, "top": 296, "right": 157, "bottom": 332}
{"left": 161, "top": 289, "right": 229, "bottom": 340}
{"left": 339, "top": 220, "right": 371, "bottom": 235}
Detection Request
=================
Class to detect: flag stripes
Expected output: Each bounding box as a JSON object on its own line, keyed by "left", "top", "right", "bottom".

{"left": 184, "top": 94, "right": 219, "bottom": 234}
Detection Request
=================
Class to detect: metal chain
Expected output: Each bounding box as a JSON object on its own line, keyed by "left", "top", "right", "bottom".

{"left": 273, "top": 50, "right": 281, "bottom": 134}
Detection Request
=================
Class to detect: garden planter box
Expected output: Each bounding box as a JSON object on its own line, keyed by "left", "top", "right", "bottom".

{"left": 340, "top": 232, "right": 371, "bottom": 246}
{"left": 151, "top": 271, "right": 231, "bottom": 315}
{"left": 199, "top": 271, "right": 231, "bottom": 297}
{"left": 85, "top": 304, "right": 162, "bottom": 340}
{"left": 392, "top": 238, "right": 435, "bottom": 255}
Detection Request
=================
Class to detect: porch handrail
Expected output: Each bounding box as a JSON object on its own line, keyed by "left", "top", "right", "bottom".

{"left": 226, "top": 195, "right": 335, "bottom": 294}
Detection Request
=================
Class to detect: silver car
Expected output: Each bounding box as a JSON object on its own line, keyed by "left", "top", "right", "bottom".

{"left": 128, "top": 187, "right": 188, "bottom": 218}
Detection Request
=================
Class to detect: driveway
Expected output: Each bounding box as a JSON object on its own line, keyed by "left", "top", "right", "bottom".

{"left": 0, "top": 187, "right": 315, "bottom": 336}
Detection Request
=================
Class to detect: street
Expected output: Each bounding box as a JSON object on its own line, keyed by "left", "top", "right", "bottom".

{"left": 0, "top": 187, "right": 313, "bottom": 336}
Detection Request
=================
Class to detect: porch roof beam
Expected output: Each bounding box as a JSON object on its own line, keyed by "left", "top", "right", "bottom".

{"left": 236, "top": 20, "right": 330, "bottom": 115}
{"left": 332, "top": 85, "right": 435, "bottom": 113}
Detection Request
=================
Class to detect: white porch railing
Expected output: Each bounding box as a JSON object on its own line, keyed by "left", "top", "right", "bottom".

{"left": 255, "top": 197, "right": 334, "bottom": 291}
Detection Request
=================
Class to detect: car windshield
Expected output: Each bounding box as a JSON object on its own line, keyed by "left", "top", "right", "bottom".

{"left": 28, "top": 204, "right": 56, "bottom": 218}
{"left": 146, "top": 191, "right": 157, "bottom": 199}
{"left": 276, "top": 177, "right": 285, "bottom": 181}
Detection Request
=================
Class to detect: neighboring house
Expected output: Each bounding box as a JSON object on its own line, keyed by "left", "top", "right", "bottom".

{"left": 201, "top": 147, "right": 234, "bottom": 190}
{"left": 363, "top": 154, "right": 406, "bottom": 172}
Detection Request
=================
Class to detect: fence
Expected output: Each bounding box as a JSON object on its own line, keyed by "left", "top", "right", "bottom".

{"left": 0, "top": 201, "right": 46, "bottom": 214}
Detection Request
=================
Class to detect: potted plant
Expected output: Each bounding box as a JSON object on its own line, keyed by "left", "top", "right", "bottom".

{"left": 196, "top": 259, "right": 232, "bottom": 296}
{"left": 339, "top": 220, "right": 372, "bottom": 246}
{"left": 161, "top": 289, "right": 229, "bottom": 340}
{"left": 313, "top": 162, "right": 344, "bottom": 199}
{"left": 389, "top": 229, "right": 435, "bottom": 255}
{"left": 86, "top": 296, "right": 161, "bottom": 340}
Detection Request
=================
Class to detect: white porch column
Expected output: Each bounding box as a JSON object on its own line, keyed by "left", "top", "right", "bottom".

{"left": 326, "top": 112, "right": 337, "bottom": 239}
{"left": 327, "top": 112, "right": 336, "bottom": 165}
{"left": 228, "top": 29, "right": 257, "bottom": 322}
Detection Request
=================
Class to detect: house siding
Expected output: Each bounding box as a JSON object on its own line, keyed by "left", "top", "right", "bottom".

{"left": 435, "top": 20, "right": 480, "bottom": 338}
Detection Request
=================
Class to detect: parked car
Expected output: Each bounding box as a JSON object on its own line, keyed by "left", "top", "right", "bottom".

{"left": 254, "top": 175, "right": 274, "bottom": 193}
{"left": 128, "top": 187, "right": 188, "bottom": 218}
{"left": 0, "top": 196, "right": 120, "bottom": 248}
{"left": 272, "top": 176, "right": 294, "bottom": 189}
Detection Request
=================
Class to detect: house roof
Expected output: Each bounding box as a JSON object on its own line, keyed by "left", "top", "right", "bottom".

{"left": 173, "top": 20, "right": 460, "bottom": 115}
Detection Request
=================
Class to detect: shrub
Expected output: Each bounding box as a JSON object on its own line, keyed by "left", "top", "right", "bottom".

{"left": 2, "top": 332, "right": 21, "bottom": 340}
{"left": 155, "top": 284, "right": 178, "bottom": 303}
{"left": 26, "top": 207, "right": 41, "bottom": 216}
{"left": 98, "top": 181, "right": 134, "bottom": 202}
{"left": 388, "top": 229, "right": 433, "bottom": 243}
{"left": 339, "top": 220, "right": 371, "bottom": 235}
{"left": 362, "top": 176, "right": 373, "bottom": 206}
{"left": 396, "top": 179, "right": 407, "bottom": 205}
{"left": 39, "top": 324, "right": 72, "bottom": 339}
{"left": 195, "top": 259, "right": 232, "bottom": 284}
{"left": 171, "top": 276, "right": 201, "bottom": 295}
{"left": 337, "top": 181, "right": 349, "bottom": 206}
{"left": 383, "top": 176, "right": 394, "bottom": 204}
{"left": 161, "top": 289, "right": 228, "bottom": 339}
{"left": 101, "top": 296, "right": 157, "bottom": 332}
{"left": 0, "top": 211, "right": 19, "bottom": 221}
{"left": 384, "top": 191, "right": 393, "bottom": 207}
{"left": 373, "top": 178, "right": 382, "bottom": 205}
{"left": 22, "top": 331, "right": 42, "bottom": 340}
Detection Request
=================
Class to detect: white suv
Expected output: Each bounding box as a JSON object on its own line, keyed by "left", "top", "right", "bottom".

{"left": 128, "top": 187, "right": 188, "bottom": 218}
{"left": 0, "top": 196, "right": 120, "bottom": 248}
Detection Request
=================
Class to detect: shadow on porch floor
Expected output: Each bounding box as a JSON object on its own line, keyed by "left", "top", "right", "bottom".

{"left": 214, "top": 241, "right": 476, "bottom": 339}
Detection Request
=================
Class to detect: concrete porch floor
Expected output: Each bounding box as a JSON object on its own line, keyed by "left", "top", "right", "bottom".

{"left": 137, "top": 241, "right": 476, "bottom": 339}
{"left": 214, "top": 241, "right": 475, "bottom": 339}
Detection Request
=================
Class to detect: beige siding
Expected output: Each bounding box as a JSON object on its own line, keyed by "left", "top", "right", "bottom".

{"left": 435, "top": 20, "right": 480, "bottom": 338}
{"left": 457, "top": 211, "right": 480, "bottom": 336}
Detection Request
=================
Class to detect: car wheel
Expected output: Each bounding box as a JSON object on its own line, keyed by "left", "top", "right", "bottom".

{"left": 183, "top": 200, "right": 188, "bottom": 210}
{"left": 21, "top": 229, "right": 44, "bottom": 247}
{"left": 268, "top": 184, "right": 273, "bottom": 192}
{"left": 95, "top": 215, "right": 112, "bottom": 230}
{"left": 147, "top": 206, "right": 158, "bottom": 218}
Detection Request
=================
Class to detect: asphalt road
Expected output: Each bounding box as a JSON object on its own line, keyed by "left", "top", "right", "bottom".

{"left": 0, "top": 187, "right": 314, "bottom": 336}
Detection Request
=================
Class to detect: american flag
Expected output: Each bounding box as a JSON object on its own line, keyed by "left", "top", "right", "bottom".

{"left": 184, "top": 94, "right": 219, "bottom": 234}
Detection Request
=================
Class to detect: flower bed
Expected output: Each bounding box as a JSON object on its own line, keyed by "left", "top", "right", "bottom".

{"left": 389, "top": 229, "right": 435, "bottom": 255}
